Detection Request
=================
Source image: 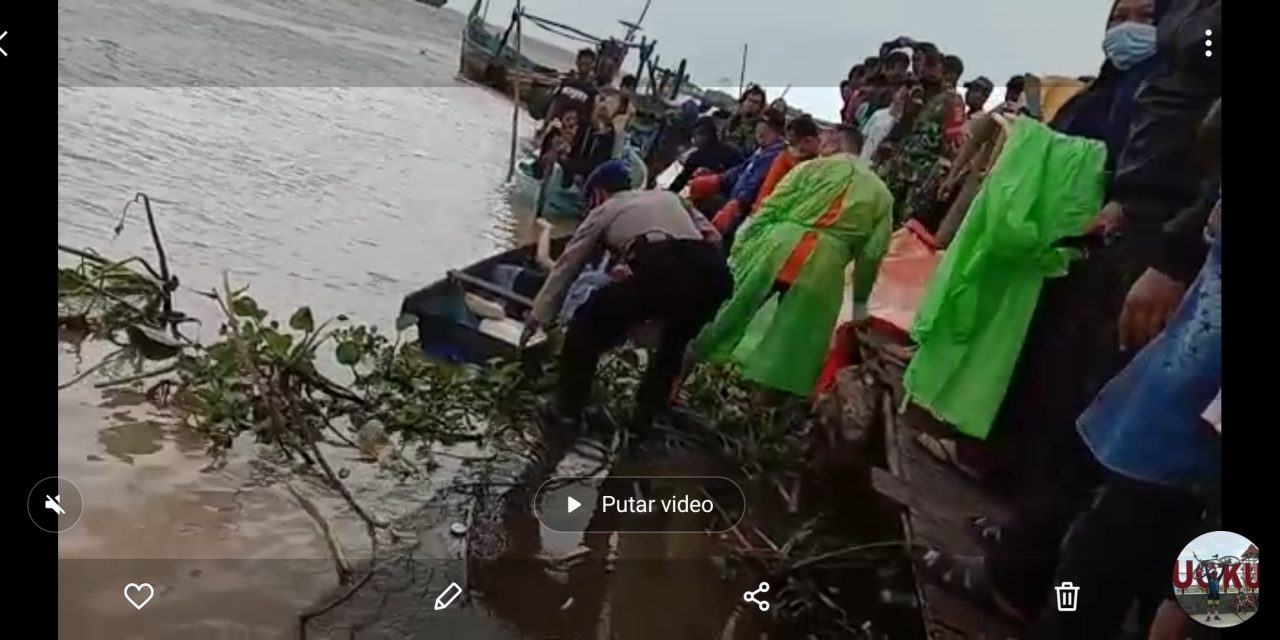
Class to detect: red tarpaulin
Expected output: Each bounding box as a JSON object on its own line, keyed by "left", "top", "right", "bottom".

{"left": 815, "top": 221, "right": 941, "bottom": 395}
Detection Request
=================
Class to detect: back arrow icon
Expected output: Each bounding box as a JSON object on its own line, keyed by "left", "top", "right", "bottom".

{"left": 1, "top": 32, "right": 7, "bottom": 58}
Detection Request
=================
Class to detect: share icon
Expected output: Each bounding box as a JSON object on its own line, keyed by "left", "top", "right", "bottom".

{"left": 743, "top": 581, "right": 770, "bottom": 612}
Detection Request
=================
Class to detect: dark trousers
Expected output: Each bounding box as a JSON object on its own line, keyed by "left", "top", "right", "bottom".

{"left": 1035, "top": 474, "right": 1209, "bottom": 639}
{"left": 556, "top": 239, "right": 732, "bottom": 418}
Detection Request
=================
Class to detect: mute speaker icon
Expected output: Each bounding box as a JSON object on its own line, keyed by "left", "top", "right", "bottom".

{"left": 45, "top": 495, "right": 66, "bottom": 516}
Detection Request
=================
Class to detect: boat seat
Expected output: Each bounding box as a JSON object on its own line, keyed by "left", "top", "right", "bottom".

{"left": 463, "top": 292, "right": 508, "bottom": 320}
{"left": 478, "top": 317, "right": 546, "bottom": 347}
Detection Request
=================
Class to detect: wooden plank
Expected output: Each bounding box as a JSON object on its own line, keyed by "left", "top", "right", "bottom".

{"left": 448, "top": 269, "right": 534, "bottom": 308}
{"left": 882, "top": 391, "right": 905, "bottom": 477}
{"left": 872, "top": 468, "right": 977, "bottom": 558}
{"left": 921, "top": 585, "right": 1022, "bottom": 640}
{"left": 892, "top": 412, "right": 1013, "bottom": 524}
{"left": 870, "top": 466, "right": 912, "bottom": 507}
{"left": 880, "top": 392, "right": 940, "bottom": 637}
{"left": 912, "top": 510, "right": 981, "bottom": 559}
{"left": 898, "top": 452, "right": 1009, "bottom": 524}
{"left": 878, "top": 386, "right": 1027, "bottom": 639}
{"left": 871, "top": 467, "right": 986, "bottom": 540}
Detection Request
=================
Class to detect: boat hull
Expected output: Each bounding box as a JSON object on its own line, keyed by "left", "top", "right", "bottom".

{"left": 400, "top": 239, "right": 567, "bottom": 366}
{"left": 459, "top": 13, "right": 558, "bottom": 119}
{"left": 512, "top": 159, "right": 584, "bottom": 219}
{"left": 455, "top": 3, "right": 692, "bottom": 184}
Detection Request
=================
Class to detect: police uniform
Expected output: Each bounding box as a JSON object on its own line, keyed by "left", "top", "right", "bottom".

{"left": 530, "top": 162, "right": 732, "bottom": 422}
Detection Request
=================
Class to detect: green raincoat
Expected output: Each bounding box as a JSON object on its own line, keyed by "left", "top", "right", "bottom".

{"left": 903, "top": 118, "right": 1107, "bottom": 439}
{"left": 694, "top": 153, "right": 894, "bottom": 396}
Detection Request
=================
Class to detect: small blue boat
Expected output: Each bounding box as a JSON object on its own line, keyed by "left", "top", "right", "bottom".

{"left": 510, "top": 145, "right": 649, "bottom": 219}
{"left": 512, "top": 158, "right": 584, "bottom": 220}
{"left": 399, "top": 237, "right": 568, "bottom": 365}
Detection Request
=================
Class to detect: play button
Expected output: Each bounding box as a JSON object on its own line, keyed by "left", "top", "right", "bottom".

{"left": 567, "top": 496, "right": 581, "bottom": 513}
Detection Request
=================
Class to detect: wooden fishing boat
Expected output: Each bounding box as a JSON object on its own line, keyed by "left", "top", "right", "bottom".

{"left": 511, "top": 157, "right": 583, "bottom": 219}
{"left": 459, "top": 0, "right": 699, "bottom": 181}
{"left": 458, "top": 0, "right": 655, "bottom": 119}
{"left": 510, "top": 144, "right": 653, "bottom": 219}
{"left": 458, "top": 0, "right": 563, "bottom": 118}
{"left": 399, "top": 238, "right": 567, "bottom": 365}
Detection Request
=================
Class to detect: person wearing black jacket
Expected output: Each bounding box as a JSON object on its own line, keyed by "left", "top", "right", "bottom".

{"left": 1037, "top": 98, "right": 1221, "bottom": 640}
{"left": 545, "top": 48, "right": 600, "bottom": 154}
{"left": 1108, "top": 0, "right": 1221, "bottom": 350}
{"left": 917, "top": 0, "right": 1219, "bottom": 627}
{"left": 1028, "top": 0, "right": 1221, "bottom": 636}
{"left": 667, "top": 118, "right": 745, "bottom": 194}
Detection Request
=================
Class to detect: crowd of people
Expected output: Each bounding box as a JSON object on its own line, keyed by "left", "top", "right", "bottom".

{"left": 519, "top": 0, "right": 1222, "bottom": 637}
{"left": 534, "top": 46, "right": 647, "bottom": 190}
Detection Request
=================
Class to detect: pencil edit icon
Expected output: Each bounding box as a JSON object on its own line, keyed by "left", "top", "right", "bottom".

{"left": 434, "top": 582, "right": 463, "bottom": 611}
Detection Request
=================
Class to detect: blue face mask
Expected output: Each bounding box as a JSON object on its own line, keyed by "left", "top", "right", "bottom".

{"left": 1103, "top": 22, "right": 1158, "bottom": 70}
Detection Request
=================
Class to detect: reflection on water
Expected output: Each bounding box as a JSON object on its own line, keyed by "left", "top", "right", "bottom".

{"left": 509, "top": 465, "right": 753, "bottom": 640}
{"left": 98, "top": 418, "right": 165, "bottom": 464}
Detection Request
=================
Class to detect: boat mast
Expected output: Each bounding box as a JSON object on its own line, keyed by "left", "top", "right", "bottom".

{"left": 625, "top": 0, "right": 653, "bottom": 43}
{"left": 737, "top": 43, "right": 749, "bottom": 96}
{"left": 505, "top": 0, "right": 524, "bottom": 182}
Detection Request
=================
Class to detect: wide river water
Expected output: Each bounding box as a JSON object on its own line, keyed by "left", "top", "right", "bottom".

{"left": 56, "top": 0, "right": 719, "bottom": 638}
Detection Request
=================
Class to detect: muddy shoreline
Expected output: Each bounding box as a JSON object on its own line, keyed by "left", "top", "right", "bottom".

{"left": 59, "top": 299, "right": 922, "bottom": 639}
{"left": 299, "top": 391, "right": 924, "bottom": 639}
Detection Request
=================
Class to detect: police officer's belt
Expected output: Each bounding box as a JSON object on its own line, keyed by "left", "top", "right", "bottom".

{"left": 624, "top": 231, "right": 675, "bottom": 262}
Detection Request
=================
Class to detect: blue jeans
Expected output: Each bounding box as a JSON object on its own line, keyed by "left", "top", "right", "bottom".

{"left": 1077, "top": 231, "right": 1221, "bottom": 488}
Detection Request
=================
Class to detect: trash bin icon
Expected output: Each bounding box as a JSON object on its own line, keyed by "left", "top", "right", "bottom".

{"left": 1055, "top": 582, "right": 1079, "bottom": 612}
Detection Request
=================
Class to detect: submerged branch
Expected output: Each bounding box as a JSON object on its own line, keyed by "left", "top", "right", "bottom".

{"left": 309, "top": 439, "right": 390, "bottom": 530}
{"left": 58, "top": 348, "right": 125, "bottom": 390}
{"left": 297, "top": 569, "right": 375, "bottom": 638}
{"left": 286, "top": 481, "right": 353, "bottom": 584}
{"left": 93, "top": 363, "right": 177, "bottom": 389}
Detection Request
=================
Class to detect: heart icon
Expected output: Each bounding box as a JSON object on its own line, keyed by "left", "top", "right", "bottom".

{"left": 123, "top": 583, "right": 155, "bottom": 610}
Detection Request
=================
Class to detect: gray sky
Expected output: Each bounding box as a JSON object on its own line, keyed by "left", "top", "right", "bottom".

{"left": 474, "top": 0, "right": 1114, "bottom": 118}
{"left": 1178, "top": 531, "right": 1256, "bottom": 562}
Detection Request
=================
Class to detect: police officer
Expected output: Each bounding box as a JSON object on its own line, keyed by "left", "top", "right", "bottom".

{"left": 521, "top": 160, "right": 731, "bottom": 428}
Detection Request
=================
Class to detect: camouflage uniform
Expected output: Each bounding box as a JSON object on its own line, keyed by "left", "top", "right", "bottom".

{"left": 874, "top": 91, "right": 965, "bottom": 224}
{"left": 722, "top": 114, "right": 761, "bottom": 157}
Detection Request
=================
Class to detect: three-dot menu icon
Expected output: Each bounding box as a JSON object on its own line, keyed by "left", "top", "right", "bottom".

{"left": 1205, "top": 29, "right": 1213, "bottom": 58}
